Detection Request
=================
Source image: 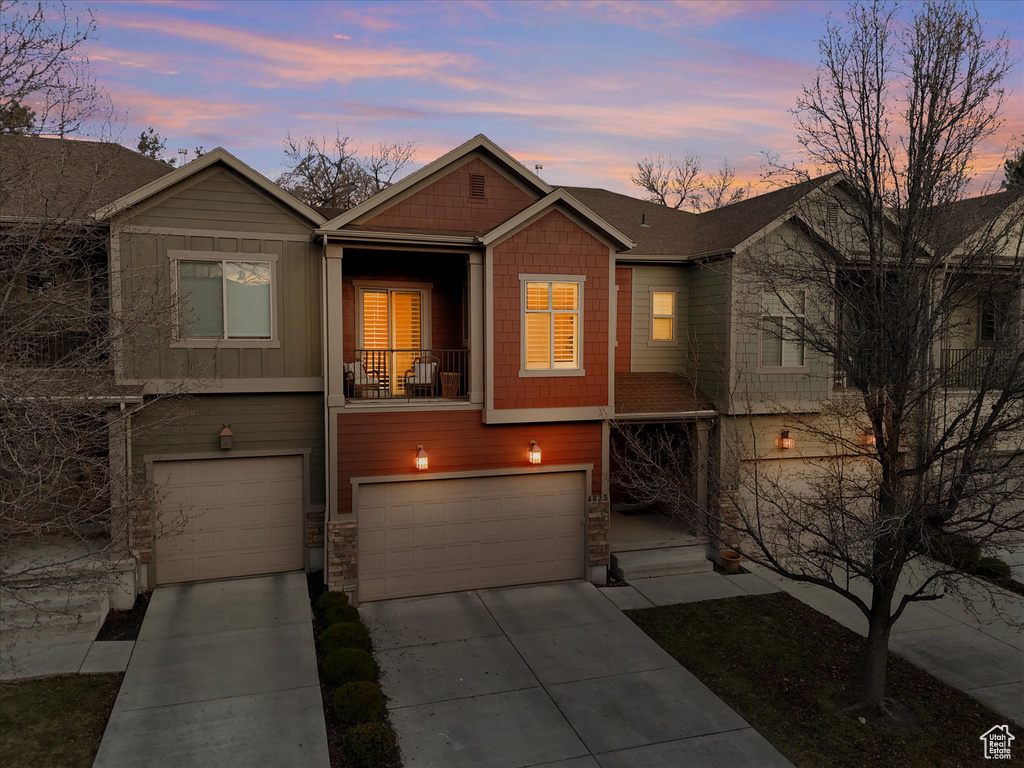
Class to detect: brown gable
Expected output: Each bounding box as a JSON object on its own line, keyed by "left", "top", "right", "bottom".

{"left": 364, "top": 157, "right": 534, "bottom": 233}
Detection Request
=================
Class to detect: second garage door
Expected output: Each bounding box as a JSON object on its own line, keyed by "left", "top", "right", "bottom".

{"left": 357, "top": 471, "right": 584, "bottom": 601}
{"left": 153, "top": 455, "right": 305, "bottom": 584}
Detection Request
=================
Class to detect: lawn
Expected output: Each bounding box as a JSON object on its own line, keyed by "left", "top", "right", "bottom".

{"left": 627, "top": 592, "right": 1021, "bottom": 768}
{"left": 0, "top": 674, "right": 122, "bottom": 768}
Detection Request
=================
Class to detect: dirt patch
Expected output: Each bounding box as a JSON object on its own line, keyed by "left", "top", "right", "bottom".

{"left": 95, "top": 591, "right": 151, "bottom": 642}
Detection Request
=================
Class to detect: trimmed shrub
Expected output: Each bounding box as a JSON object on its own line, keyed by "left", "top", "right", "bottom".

{"left": 931, "top": 533, "right": 981, "bottom": 570}
{"left": 343, "top": 722, "right": 395, "bottom": 768}
{"left": 332, "top": 681, "right": 384, "bottom": 726}
{"left": 321, "top": 621, "right": 371, "bottom": 653}
{"left": 974, "top": 556, "right": 1012, "bottom": 581}
{"left": 323, "top": 603, "right": 360, "bottom": 625}
{"left": 315, "top": 591, "right": 349, "bottom": 613}
{"left": 323, "top": 647, "right": 375, "bottom": 686}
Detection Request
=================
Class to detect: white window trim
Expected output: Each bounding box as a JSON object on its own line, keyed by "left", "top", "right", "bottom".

{"left": 518, "top": 273, "right": 586, "bottom": 378}
{"left": 647, "top": 286, "right": 679, "bottom": 347}
{"left": 352, "top": 280, "right": 433, "bottom": 352}
{"left": 169, "top": 250, "right": 279, "bottom": 349}
{"left": 757, "top": 289, "right": 808, "bottom": 373}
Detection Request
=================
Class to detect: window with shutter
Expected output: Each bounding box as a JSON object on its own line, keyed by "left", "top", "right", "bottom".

{"left": 522, "top": 277, "right": 582, "bottom": 374}
{"left": 651, "top": 290, "right": 676, "bottom": 342}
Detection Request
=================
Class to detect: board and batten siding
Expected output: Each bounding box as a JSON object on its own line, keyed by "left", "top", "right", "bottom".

{"left": 118, "top": 167, "right": 320, "bottom": 383}
{"left": 630, "top": 265, "right": 689, "bottom": 374}
{"left": 687, "top": 260, "right": 731, "bottom": 409}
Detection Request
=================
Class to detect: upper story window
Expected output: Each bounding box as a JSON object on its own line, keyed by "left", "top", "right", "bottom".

{"left": 178, "top": 258, "right": 273, "bottom": 340}
{"left": 650, "top": 290, "right": 676, "bottom": 343}
{"left": 760, "top": 290, "right": 805, "bottom": 369}
{"left": 521, "top": 275, "right": 584, "bottom": 376}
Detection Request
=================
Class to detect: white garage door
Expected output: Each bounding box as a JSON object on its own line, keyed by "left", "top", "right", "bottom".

{"left": 154, "top": 455, "right": 305, "bottom": 584}
{"left": 357, "top": 471, "right": 584, "bottom": 602}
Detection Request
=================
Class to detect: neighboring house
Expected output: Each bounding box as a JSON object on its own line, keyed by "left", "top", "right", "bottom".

{"left": 4, "top": 133, "right": 1019, "bottom": 605}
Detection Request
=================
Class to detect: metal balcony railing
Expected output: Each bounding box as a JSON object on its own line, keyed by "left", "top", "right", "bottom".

{"left": 941, "top": 347, "right": 1012, "bottom": 389}
{"left": 346, "top": 348, "right": 469, "bottom": 401}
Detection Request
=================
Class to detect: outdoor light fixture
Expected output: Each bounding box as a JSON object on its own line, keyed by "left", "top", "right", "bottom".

{"left": 863, "top": 430, "right": 877, "bottom": 447}
{"left": 219, "top": 423, "right": 233, "bottom": 450}
{"left": 415, "top": 445, "right": 429, "bottom": 471}
{"left": 777, "top": 430, "right": 795, "bottom": 450}
{"left": 528, "top": 441, "right": 542, "bottom": 465}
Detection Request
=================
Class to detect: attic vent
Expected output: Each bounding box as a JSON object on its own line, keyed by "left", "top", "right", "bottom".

{"left": 827, "top": 202, "right": 839, "bottom": 227}
{"left": 469, "top": 173, "right": 486, "bottom": 198}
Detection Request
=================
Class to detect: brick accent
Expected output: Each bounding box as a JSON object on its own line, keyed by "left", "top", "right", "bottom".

{"left": 712, "top": 491, "right": 741, "bottom": 551}
{"left": 326, "top": 519, "right": 357, "bottom": 591}
{"left": 587, "top": 500, "right": 610, "bottom": 570}
{"left": 305, "top": 507, "right": 325, "bottom": 548}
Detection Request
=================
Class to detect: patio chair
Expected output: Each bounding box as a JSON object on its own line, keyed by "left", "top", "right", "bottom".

{"left": 403, "top": 355, "right": 439, "bottom": 398}
{"left": 343, "top": 360, "right": 381, "bottom": 398}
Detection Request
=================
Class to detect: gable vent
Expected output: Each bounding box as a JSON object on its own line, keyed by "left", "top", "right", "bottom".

{"left": 469, "top": 173, "right": 486, "bottom": 198}
{"left": 826, "top": 202, "right": 839, "bottom": 227}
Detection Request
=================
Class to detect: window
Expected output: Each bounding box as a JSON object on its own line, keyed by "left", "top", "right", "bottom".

{"left": 178, "top": 259, "right": 272, "bottom": 340}
{"left": 522, "top": 277, "right": 583, "bottom": 374}
{"left": 979, "top": 296, "right": 1002, "bottom": 343}
{"left": 651, "top": 290, "right": 676, "bottom": 342}
{"left": 760, "top": 290, "right": 805, "bottom": 368}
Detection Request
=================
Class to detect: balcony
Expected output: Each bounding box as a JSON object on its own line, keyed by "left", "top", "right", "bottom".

{"left": 941, "top": 347, "right": 1013, "bottom": 389}
{"left": 8, "top": 322, "right": 106, "bottom": 370}
{"left": 345, "top": 348, "right": 469, "bottom": 402}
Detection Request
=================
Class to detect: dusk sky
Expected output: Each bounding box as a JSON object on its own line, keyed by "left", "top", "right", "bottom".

{"left": 87, "top": 0, "right": 1024, "bottom": 195}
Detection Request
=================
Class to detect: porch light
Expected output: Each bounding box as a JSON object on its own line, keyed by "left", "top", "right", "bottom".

{"left": 219, "top": 423, "right": 233, "bottom": 450}
{"left": 777, "top": 430, "right": 795, "bottom": 450}
{"left": 863, "top": 430, "right": 877, "bottom": 447}
{"left": 528, "top": 441, "right": 542, "bottom": 465}
{"left": 415, "top": 445, "right": 429, "bottom": 471}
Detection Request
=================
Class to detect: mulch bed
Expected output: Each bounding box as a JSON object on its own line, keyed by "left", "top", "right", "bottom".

{"left": 95, "top": 591, "right": 151, "bottom": 642}
{"left": 306, "top": 572, "right": 403, "bottom": 768}
{"left": 627, "top": 591, "right": 1022, "bottom": 767}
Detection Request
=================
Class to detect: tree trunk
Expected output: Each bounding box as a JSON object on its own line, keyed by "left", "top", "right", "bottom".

{"left": 859, "top": 584, "right": 895, "bottom": 710}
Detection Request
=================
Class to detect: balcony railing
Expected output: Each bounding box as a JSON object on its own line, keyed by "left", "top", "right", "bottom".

{"left": 10, "top": 326, "right": 106, "bottom": 369}
{"left": 941, "top": 347, "right": 1013, "bottom": 389}
{"left": 346, "top": 348, "right": 469, "bottom": 401}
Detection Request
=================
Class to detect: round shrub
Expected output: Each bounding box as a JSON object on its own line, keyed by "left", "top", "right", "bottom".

{"left": 932, "top": 533, "right": 981, "bottom": 570}
{"left": 343, "top": 722, "right": 395, "bottom": 768}
{"left": 974, "top": 556, "right": 1012, "bottom": 581}
{"left": 315, "top": 591, "right": 349, "bottom": 613}
{"left": 332, "top": 681, "right": 384, "bottom": 726}
{"left": 323, "top": 647, "right": 375, "bottom": 686}
{"left": 320, "top": 621, "right": 371, "bottom": 653}
{"left": 323, "top": 603, "right": 360, "bottom": 625}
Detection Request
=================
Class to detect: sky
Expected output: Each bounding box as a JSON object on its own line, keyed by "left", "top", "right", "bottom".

{"left": 84, "top": 0, "right": 1024, "bottom": 196}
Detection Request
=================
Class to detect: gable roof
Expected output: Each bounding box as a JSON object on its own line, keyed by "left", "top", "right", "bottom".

{"left": 0, "top": 135, "right": 174, "bottom": 221}
{"left": 931, "top": 189, "right": 1021, "bottom": 248}
{"left": 320, "top": 134, "right": 552, "bottom": 230}
{"left": 93, "top": 147, "right": 326, "bottom": 225}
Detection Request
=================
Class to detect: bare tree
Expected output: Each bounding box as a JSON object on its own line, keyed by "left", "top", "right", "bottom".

{"left": 276, "top": 128, "right": 415, "bottom": 210}
{"left": 632, "top": 153, "right": 750, "bottom": 212}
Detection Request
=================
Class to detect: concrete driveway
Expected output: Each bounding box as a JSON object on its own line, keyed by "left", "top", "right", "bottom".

{"left": 361, "top": 581, "right": 792, "bottom": 768}
{"left": 93, "top": 573, "right": 329, "bottom": 768}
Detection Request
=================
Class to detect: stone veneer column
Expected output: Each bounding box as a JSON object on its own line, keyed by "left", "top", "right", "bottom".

{"left": 326, "top": 519, "right": 357, "bottom": 594}
{"left": 712, "top": 491, "right": 741, "bottom": 551}
{"left": 586, "top": 500, "right": 610, "bottom": 582}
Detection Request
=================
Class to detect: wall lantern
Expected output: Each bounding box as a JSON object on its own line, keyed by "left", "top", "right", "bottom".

{"left": 528, "top": 441, "right": 542, "bottom": 465}
{"left": 777, "top": 430, "right": 795, "bottom": 450}
{"left": 219, "top": 423, "right": 233, "bottom": 450}
{"left": 415, "top": 445, "right": 429, "bottom": 471}
{"left": 863, "top": 430, "right": 877, "bottom": 447}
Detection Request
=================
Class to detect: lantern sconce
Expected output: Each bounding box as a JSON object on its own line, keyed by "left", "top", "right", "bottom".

{"left": 219, "top": 423, "right": 233, "bottom": 450}
{"left": 528, "top": 441, "right": 542, "bottom": 465}
{"left": 863, "top": 429, "right": 877, "bottom": 447}
{"left": 777, "top": 430, "right": 795, "bottom": 450}
{"left": 415, "top": 445, "right": 429, "bottom": 471}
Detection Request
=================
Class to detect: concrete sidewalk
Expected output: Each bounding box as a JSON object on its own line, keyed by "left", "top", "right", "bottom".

{"left": 92, "top": 573, "right": 329, "bottom": 768}
{"left": 361, "top": 581, "right": 793, "bottom": 768}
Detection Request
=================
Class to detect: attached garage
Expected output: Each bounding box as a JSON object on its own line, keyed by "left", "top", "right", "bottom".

{"left": 153, "top": 455, "right": 305, "bottom": 584}
{"left": 356, "top": 471, "right": 585, "bottom": 602}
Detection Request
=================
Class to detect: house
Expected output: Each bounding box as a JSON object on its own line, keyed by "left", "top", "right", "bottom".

{"left": 4, "top": 133, "right": 1020, "bottom": 607}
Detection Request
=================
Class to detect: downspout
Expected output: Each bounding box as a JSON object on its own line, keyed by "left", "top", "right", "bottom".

{"left": 320, "top": 236, "right": 330, "bottom": 585}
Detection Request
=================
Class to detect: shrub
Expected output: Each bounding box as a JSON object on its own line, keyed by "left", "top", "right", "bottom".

{"left": 974, "top": 556, "right": 1012, "bottom": 581}
{"left": 333, "top": 681, "right": 384, "bottom": 726}
{"left": 321, "top": 621, "right": 371, "bottom": 653}
{"left": 315, "top": 591, "right": 349, "bottom": 613}
{"left": 323, "top": 603, "right": 360, "bottom": 625}
{"left": 931, "top": 532, "right": 981, "bottom": 570}
{"left": 323, "top": 647, "right": 375, "bottom": 686}
{"left": 343, "top": 722, "right": 395, "bottom": 768}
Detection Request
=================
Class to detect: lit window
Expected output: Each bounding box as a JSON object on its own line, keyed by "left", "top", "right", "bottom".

{"left": 179, "top": 260, "right": 272, "bottom": 339}
{"left": 523, "top": 279, "right": 581, "bottom": 371}
{"left": 651, "top": 291, "right": 675, "bottom": 341}
{"left": 760, "top": 290, "right": 805, "bottom": 368}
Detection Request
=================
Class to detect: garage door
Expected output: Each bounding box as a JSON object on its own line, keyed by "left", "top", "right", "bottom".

{"left": 357, "top": 471, "right": 584, "bottom": 602}
{"left": 154, "top": 455, "right": 304, "bottom": 584}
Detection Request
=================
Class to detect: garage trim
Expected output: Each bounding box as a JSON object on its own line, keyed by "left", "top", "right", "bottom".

{"left": 144, "top": 448, "right": 313, "bottom": 582}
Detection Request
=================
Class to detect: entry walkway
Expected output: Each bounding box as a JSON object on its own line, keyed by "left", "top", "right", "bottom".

{"left": 361, "top": 581, "right": 793, "bottom": 768}
{"left": 93, "top": 573, "right": 329, "bottom": 768}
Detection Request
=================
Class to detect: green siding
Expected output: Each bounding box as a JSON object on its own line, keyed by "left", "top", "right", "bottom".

{"left": 630, "top": 265, "right": 690, "bottom": 373}
{"left": 132, "top": 393, "right": 325, "bottom": 505}
{"left": 687, "top": 260, "right": 731, "bottom": 408}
